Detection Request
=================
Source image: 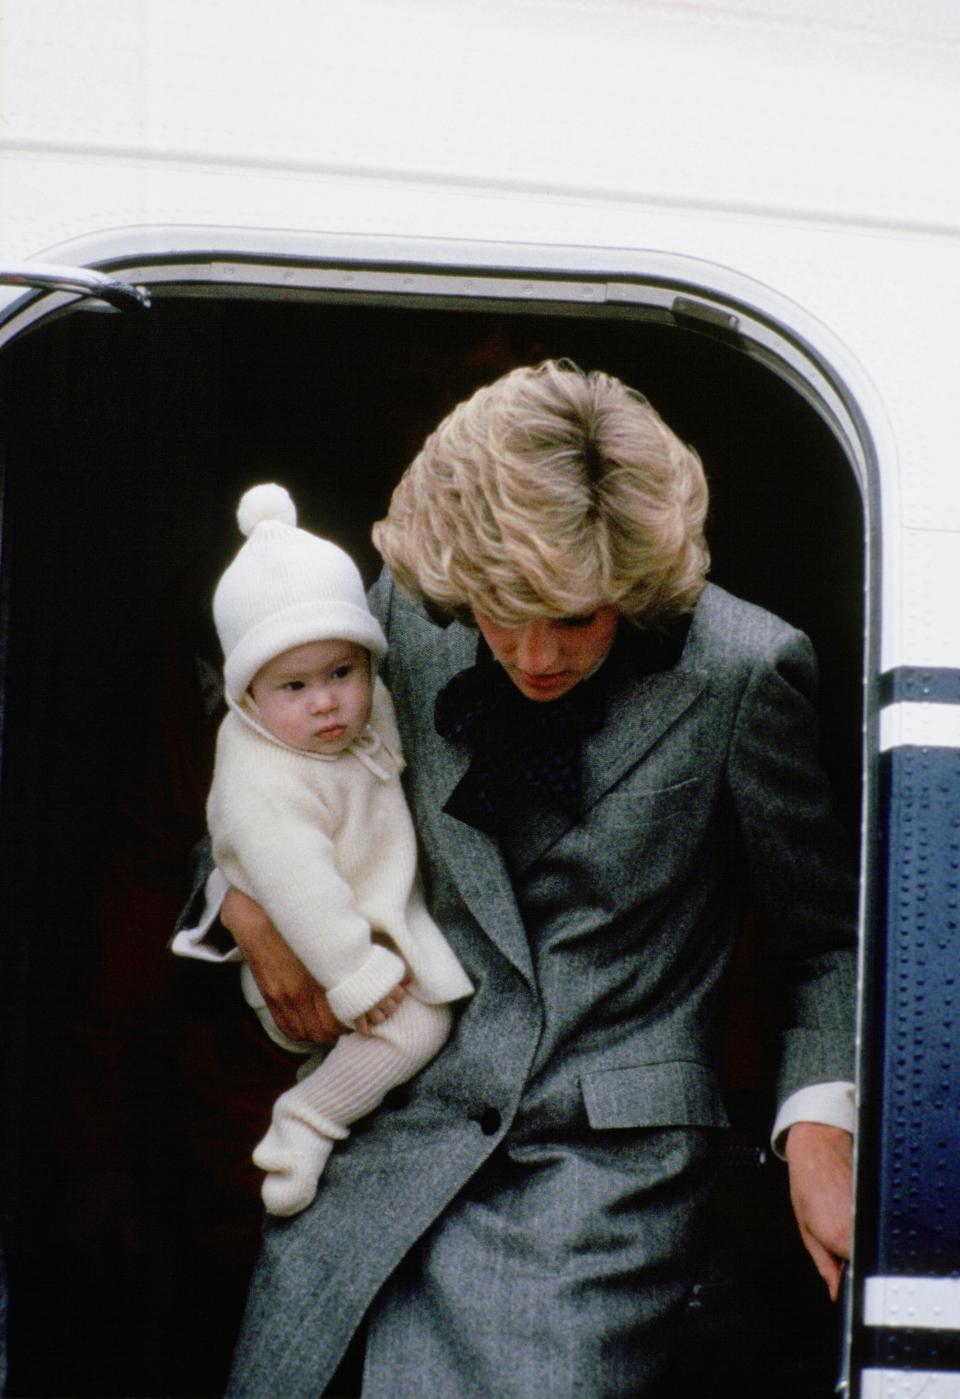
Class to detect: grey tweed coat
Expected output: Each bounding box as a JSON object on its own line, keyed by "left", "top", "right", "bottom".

{"left": 226, "top": 575, "right": 856, "bottom": 1399}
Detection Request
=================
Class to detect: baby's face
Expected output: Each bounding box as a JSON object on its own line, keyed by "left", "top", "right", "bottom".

{"left": 250, "top": 640, "right": 373, "bottom": 755}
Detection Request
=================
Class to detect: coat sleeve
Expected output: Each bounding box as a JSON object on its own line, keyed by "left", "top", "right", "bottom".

{"left": 209, "top": 750, "right": 407, "bottom": 1025}
{"left": 725, "top": 624, "right": 858, "bottom": 1110}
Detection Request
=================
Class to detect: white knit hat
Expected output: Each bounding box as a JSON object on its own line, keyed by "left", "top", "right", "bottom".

{"left": 213, "top": 483, "right": 387, "bottom": 702}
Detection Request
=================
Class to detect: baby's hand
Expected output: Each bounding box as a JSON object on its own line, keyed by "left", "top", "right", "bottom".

{"left": 355, "top": 982, "right": 407, "bottom": 1037}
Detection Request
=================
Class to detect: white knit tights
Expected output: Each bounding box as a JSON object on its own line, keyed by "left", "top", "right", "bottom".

{"left": 253, "top": 995, "right": 452, "bottom": 1216}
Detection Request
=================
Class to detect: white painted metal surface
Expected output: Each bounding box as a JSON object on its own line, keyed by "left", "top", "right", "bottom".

{"left": 866, "top": 1277, "right": 960, "bottom": 1331}
{"left": 862, "top": 1371, "right": 960, "bottom": 1399}
{"left": 880, "top": 704, "right": 960, "bottom": 753}
{"left": 2, "top": 0, "right": 958, "bottom": 240}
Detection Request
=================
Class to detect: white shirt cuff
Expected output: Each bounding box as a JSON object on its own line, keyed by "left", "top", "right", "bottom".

{"left": 170, "top": 868, "right": 241, "bottom": 963}
{"left": 771, "top": 1080, "right": 855, "bottom": 1159}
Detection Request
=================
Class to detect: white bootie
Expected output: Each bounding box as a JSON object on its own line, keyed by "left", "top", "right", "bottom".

{"left": 252, "top": 1113, "right": 338, "bottom": 1217}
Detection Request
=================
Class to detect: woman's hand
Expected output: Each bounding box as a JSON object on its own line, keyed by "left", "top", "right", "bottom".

{"left": 784, "top": 1120, "right": 853, "bottom": 1302}
{"left": 221, "top": 886, "right": 347, "bottom": 1046}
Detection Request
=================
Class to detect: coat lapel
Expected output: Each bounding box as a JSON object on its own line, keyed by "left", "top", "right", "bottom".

{"left": 502, "top": 663, "right": 707, "bottom": 874}
{"left": 402, "top": 615, "right": 537, "bottom": 987}
{"left": 397, "top": 601, "right": 706, "bottom": 980}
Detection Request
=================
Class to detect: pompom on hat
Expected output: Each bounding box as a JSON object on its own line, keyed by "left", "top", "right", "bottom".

{"left": 214, "top": 484, "right": 387, "bottom": 703}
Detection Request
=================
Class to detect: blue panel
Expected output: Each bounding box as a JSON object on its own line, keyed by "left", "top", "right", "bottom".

{"left": 876, "top": 745, "right": 960, "bottom": 1274}
{"left": 880, "top": 668, "right": 960, "bottom": 705}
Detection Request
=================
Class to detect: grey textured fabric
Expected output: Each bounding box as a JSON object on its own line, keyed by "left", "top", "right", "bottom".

{"left": 226, "top": 575, "right": 857, "bottom": 1399}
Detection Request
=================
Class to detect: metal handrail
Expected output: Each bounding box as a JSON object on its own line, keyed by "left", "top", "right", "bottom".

{"left": 0, "top": 262, "right": 152, "bottom": 311}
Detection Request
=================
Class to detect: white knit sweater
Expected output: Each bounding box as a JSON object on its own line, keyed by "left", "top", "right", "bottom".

{"left": 207, "top": 677, "right": 473, "bottom": 1025}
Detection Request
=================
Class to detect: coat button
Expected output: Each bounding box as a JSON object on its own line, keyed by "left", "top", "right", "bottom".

{"left": 474, "top": 1107, "right": 501, "bottom": 1136}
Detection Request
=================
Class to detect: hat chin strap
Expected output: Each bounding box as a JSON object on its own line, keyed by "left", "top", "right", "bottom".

{"left": 345, "top": 727, "right": 393, "bottom": 781}
{"left": 227, "top": 694, "right": 394, "bottom": 781}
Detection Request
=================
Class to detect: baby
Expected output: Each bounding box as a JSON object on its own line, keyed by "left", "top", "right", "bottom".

{"left": 204, "top": 483, "right": 472, "bottom": 1215}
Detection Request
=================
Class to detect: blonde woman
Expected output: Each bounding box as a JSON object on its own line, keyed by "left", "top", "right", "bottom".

{"left": 190, "top": 361, "right": 855, "bottom": 1398}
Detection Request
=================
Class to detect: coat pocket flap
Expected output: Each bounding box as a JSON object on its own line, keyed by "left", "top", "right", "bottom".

{"left": 581, "top": 1059, "right": 729, "bottom": 1130}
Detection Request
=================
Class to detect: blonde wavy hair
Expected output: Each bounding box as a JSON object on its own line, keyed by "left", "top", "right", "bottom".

{"left": 372, "top": 359, "right": 709, "bottom": 629}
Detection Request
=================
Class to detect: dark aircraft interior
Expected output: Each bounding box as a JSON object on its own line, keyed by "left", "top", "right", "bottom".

{"left": 0, "top": 289, "right": 864, "bottom": 1396}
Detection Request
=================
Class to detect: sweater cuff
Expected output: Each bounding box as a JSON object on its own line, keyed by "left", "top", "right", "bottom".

{"left": 771, "top": 1080, "right": 855, "bottom": 1159}
{"left": 326, "top": 944, "right": 407, "bottom": 1025}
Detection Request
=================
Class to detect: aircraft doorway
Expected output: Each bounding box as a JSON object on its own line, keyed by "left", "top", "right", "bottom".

{"left": 0, "top": 287, "right": 865, "bottom": 1396}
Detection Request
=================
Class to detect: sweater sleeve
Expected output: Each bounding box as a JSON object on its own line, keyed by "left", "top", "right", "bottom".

{"left": 208, "top": 733, "right": 406, "bottom": 1025}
